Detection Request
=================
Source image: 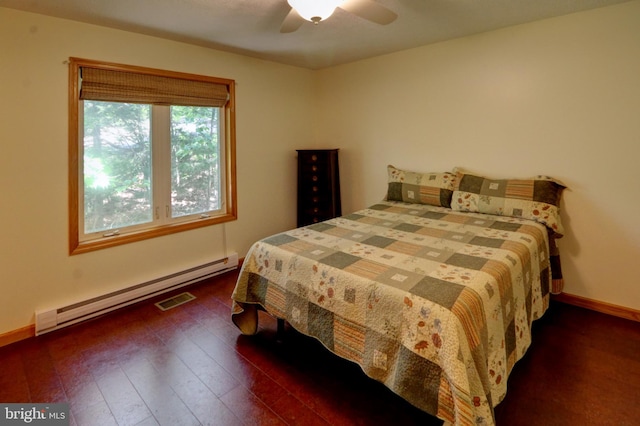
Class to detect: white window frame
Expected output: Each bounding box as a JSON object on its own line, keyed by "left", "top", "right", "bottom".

{"left": 69, "top": 58, "right": 237, "bottom": 255}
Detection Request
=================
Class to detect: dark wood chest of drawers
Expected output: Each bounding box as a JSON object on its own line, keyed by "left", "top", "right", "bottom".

{"left": 296, "top": 149, "right": 341, "bottom": 227}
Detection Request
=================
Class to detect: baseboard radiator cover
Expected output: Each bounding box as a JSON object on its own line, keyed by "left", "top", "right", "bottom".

{"left": 35, "top": 252, "right": 238, "bottom": 336}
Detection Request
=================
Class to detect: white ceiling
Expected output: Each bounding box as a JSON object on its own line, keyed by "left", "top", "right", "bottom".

{"left": 0, "top": 0, "right": 631, "bottom": 69}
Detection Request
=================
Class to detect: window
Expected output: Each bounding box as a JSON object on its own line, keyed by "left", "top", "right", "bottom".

{"left": 69, "top": 58, "right": 237, "bottom": 254}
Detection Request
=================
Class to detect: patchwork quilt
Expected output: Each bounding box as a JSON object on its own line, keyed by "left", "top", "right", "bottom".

{"left": 232, "top": 201, "right": 555, "bottom": 425}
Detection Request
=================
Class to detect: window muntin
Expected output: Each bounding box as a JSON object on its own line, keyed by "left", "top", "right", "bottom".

{"left": 69, "top": 58, "right": 236, "bottom": 254}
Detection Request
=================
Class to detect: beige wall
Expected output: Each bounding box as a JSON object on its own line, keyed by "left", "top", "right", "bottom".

{"left": 314, "top": 1, "right": 640, "bottom": 311}
{"left": 1, "top": 2, "right": 639, "bottom": 336}
{"left": 0, "top": 8, "right": 313, "bottom": 335}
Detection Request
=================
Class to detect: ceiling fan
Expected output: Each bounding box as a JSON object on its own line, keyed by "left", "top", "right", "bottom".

{"left": 281, "top": 0, "right": 398, "bottom": 33}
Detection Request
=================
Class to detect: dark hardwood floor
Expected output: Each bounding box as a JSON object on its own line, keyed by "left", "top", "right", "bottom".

{"left": 1, "top": 269, "right": 639, "bottom": 425}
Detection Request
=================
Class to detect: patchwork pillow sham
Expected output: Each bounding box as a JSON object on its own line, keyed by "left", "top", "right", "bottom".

{"left": 451, "top": 168, "right": 566, "bottom": 236}
{"left": 386, "top": 165, "right": 456, "bottom": 208}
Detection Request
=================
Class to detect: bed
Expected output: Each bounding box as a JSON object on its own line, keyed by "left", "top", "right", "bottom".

{"left": 231, "top": 166, "right": 565, "bottom": 425}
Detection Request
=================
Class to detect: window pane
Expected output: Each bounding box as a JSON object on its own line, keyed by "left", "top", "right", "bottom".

{"left": 83, "top": 101, "right": 152, "bottom": 233}
{"left": 170, "top": 106, "right": 221, "bottom": 218}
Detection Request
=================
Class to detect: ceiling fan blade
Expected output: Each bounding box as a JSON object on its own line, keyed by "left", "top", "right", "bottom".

{"left": 339, "top": 0, "right": 397, "bottom": 25}
{"left": 280, "top": 8, "right": 305, "bottom": 33}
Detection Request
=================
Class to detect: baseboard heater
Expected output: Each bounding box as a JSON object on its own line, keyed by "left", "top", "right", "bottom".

{"left": 35, "top": 252, "right": 238, "bottom": 336}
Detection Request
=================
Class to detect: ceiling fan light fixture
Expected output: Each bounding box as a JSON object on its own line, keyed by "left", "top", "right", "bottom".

{"left": 287, "top": 0, "right": 345, "bottom": 24}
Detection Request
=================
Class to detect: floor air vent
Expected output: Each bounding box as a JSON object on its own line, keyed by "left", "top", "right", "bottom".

{"left": 155, "top": 292, "right": 196, "bottom": 311}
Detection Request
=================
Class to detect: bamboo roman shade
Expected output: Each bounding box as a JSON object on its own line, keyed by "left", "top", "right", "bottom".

{"left": 79, "top": 66, "right": 229, "bottom": 107}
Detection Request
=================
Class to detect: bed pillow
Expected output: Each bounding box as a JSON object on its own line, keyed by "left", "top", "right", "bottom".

{"left": 386, "top": 165, "right": 456, "bottom": 208}
{"left": 451, "top": 168, "right": 566, "bottom": 236}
